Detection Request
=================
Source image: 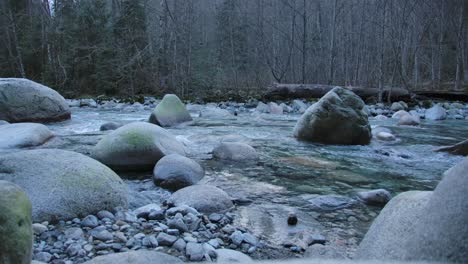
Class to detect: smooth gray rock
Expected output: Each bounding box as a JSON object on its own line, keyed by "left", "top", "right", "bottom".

{"left": 269, "top": 102, "right": 283, "bottom": 114}
{"left": 100, "top": 122, "right": 122, "bottom": 131}
{"left": 0, "top": 123, "right": 53, "bottom": 149}
{"left": 156, "top": 232, "right": 178, "bottom": 246}
{"left": 32, "top": 223, "right": 47, "bottom": 235}
{"left": 391, "top": 110, "right": 410, "bottom": 119}
{"left": 186, "top": 242, "right": 204, "bottom": 261}
{"left": 215, "top": 249, "right": 253, "bottom": 263}
{"left": 0, "top": 180, "right": 32, "bottom": 264}
{"left": 81, "top": 215, "right": 99, "bottom": 228}
{"left": 425, "top": 105, "right": 447, "bottom": 120}
{"left": 153, "top": 154, "right": 204, "bottom": 191}
{"left": 34, "top": 252, "right": 52, "bottom": 263}
{"left": 149, "top": 94, "right": 192, "bottom": 127}
{"left": 91, "top": 122, "right": 185, "bottom": 171}
{"left": 357, "top": 189, "right": 392, "bottom": 206}
{"left": 0, "top": 149, "right": 128, "bottom": 222}
{"left": 293, "top": 87, "right": 371, "bottom": 145}
{"left": 0, "top": 120, "right": 9, "bottom": 125}
{"left": 434, "top": 139, "right": 468, "bottom": 156}
{"left": 397, "top": 114, "right": 420, "bottom": 126}
{"left": 168, "top": 185, "right": 234, "bottom": 214}
{"left": 82, "top": 251, "right": 182, "bottom": 264}
{"left": 133, "top": 204, "right": 161, "bottom": 218}
{"left": 390, "top": 102, "right": 405, "bottom": 111}
{"left": 94, "top": 230, "right": 113, "bottom": 242}
{"left": 355, "top": 191, "right": 432, "bottom": 260}
{"left": 64, "top": 227, "right": 84, "bottom": 240}
{"left": 230, "top": 231, "right": 244, "bottom": 246}
{"left": 0, "top": 78, "right": 70, "bottom": 122}
{"left": 213, "top": 142, "right": 258, "bottom": 162}
{"left": 405, "top": 157, "right": 468, "bottom": 262}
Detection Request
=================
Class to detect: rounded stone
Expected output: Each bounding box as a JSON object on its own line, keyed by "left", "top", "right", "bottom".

{"left": 0, "top": 149, "right": 128, "bottom": 222}
{"left": 91, "top": 122, "right": 185, "bottom": 171}
{"left": 168, "top": 185, "right": 234, "bottom": 214}
{"left": 0, "top": 123, "right": 53, "bottom": 149}
{"left": 100, "top": 122, "right": 122, "bottom": 131}
{"left": 215, "top": 249, "right": 253, "bottom": 263}
{"left": 213, "top": 142, "right": 258, "bottom": 162}
{"left": 149, "top": 94, "right": 192, "bottom": 127}
{"left": 293, "top": 87, "right": 371, "bottom": 145}
{"left": 0, "top": 78, "right": 70, "bottom": 123}
{"left": 153, "top": 154, "right": 204, "bottom": 191}
{"left": 0, "top": 180, "right": 33, "bottom": 264}
{"left": 82, "top": 251, "right": 183, "bottom": 264}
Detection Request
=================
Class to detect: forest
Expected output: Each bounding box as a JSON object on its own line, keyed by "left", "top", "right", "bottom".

{"left": 1, "top": 0, "right": 467, "bottom": 100}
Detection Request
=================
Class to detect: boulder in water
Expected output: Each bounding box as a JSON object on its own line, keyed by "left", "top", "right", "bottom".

{"left": 149, "top": 94, "right": 192, "bottom": 127}
{"left": 425, "top": 105, "right": 447, "bottom": 120}
{"left": 167, "top": 185, "right": 234, "bottom": 214}
{"left": 397, "top": 113, "right": 420, "bottom": 126}
{"left": 0, "top": 180, "right": 32, "bottom": 264}
{"left": 268, "top": 102, "right": 283, "bottom": 114}
{"left": 0, "top": 123, "right": 53, "bottom": 149}
{"left": 153, "top": 154, "right": 204, "bottom": 191}
{"left": 0, "top": 78, "right": 70, "bottom": 123}
{"left": 357, "top": 189, "right": 392, "bottom": 206}
{"left": 92, "top": 122, "right": 185, "bottom": 171}
{"left": 293, "top": 87, "right": 371, "bottom": 145}
{"left": 213, "top": 142, "right": 258, "bottom": 162}
{"left": 0, "top": 149, "right": 128, "bottom": 222}
{"left": 100, "top": 122, "right": 122, "bottom": 131}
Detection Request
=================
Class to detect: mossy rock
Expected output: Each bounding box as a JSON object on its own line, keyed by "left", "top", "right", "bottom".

{"left": 92, "top": 122, "right": 185, "bottom": 171}
{"left": 0, "top": 150, "right": 128, "bottom": 222}
{"left": 0, "top": 180, "right": 32, "bottom": 264}
{"left": 149, "top": 94, "right": 192, "bottom": 127}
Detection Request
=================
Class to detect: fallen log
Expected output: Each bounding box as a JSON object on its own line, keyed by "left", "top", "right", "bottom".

{"left": 434, "top": 139, "right": 468, "bottom": 156}
{"left": 264, "top": 83, "right": 410, "bottom": 101}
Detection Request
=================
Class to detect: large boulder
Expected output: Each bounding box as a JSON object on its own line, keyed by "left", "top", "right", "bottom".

{"left": 0, "top": 78, "right": 70, "bottom": 123}
{"left": 0, "top": 123, "right": 53, "bottom": 149}
{"left": 212, "top": 142, "right": 259, "bottom": 162}
{"left": 405, "top": 157, "right": 468, "bottom": 262}
{"left": 0, "top": 149, "right": 128, "bottom": 222}
{"left": 0, "top": 181, "right": 32, "bottom": 264}
{"left": 92, "top": 122, "right": 185, "bottom": 171}
{"left": 355, "top": 191, "right": 432, "bottom": 260}
{"left": 153, "top": 154, "right": 204, "bottom": 191}
{"left": 293, "top": 87, "right": 371, "bottom": 145}
{"left": 425, "top": 105, "right": 447, "bottom": 120}
{"left": 167, "top": 185, "right": 234, "bottom": 214}
{"left": 215, "top": 249, "right": 253, "bottom": 263}
{"left": 434, "top": 139, "right": 468, "bottom": 156}
{"left": 82, "top": 251, "right": 182, "bottom": 264}
{"left": 149, "top": 94, "right": 192, "bottom": 127}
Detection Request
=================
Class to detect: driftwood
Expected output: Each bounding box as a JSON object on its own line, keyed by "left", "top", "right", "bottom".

{"left": 434, "top": 139, "right": 468, "bottom": 156}
{"left": 264, "top": 83, "right": 409, "bottom": 100}
{"left": 264, "top": 83, "right": 468, "bottom": 101}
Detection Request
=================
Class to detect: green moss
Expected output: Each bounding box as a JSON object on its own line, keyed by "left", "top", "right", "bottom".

{"left": 121, "top": 129, "right": 154, "bottom": 146}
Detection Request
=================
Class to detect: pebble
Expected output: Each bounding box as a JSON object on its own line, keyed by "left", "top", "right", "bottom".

{"left": 81, "top": 215, "right": 99, "bottom": 228}
{"left": 186, "top": 242, "right": 204, "bottom": 261}
{"left": 34, "top": 252, "right": 52, "bottom": 262}
{"left": 230, "top": 231, "right": 244, "bottom": 246}
{"left": 156, "top": 233, "right": 178, "bottom": 246}
{"left": 32, "top": 223, "right": 48, "bottom": 235}
{"left": 97, "top": 210, "right": 115, "bottom": 220}
{"left": 94, "top": 230, "right": 113, "bottom": 241}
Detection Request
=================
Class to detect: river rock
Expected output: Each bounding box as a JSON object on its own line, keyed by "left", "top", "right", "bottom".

{"left": 167, "top": 185, "right": 234, "bottom": 214}
{"left": 0, "top": 78, "right": 71, "bottom": 122}
{"left": 0, "top": 149, "right": 128, "bottom": 222}
{"left": 215, "top": 249, "right": 253, "bottom": 263}
{"left": 397, "top": 114, "right": 420, "bottom": 126}
{"left": 0, "top": 120, "right": 9, "bottom": 125}
{"left": 293, "top": 87, "right": 371, "bottom": 145}
{"left": 91, "top": 122, "right": 185, "bottom": 171}
{"left": 149, "top": 94, "right": 192, "bottom": 127}
{"left": 434, "top": 139, "right": 468, "bottom": 156}
{"left": 100, "top": 122, "right": 122, "bottom": 131}
{"left": 357, "top": 189, "right": 392, "bottom": 206}
{"left": 153, "top": 154, "right": 204, "bottom": 191}
{"left": 213, "top": 142, "right": 258, "bottom": 162}
{"left": 404, "top": 157, "right": 468, "bottom": 262}
{"left": 186, "top": 242, "right": 204, "bottom": 261}
{"left": 355, "top": 191, "right": 432, "bottom": 260}
{"left": 269, "top": 102, "right": 283, "bottom": 114}
{"left": 308, "top": 195, "right": 356, "bottom": 211}
{"left": 82, "top": 251, "right": 182, "bottom": 264}
{"left": 390, "top": 102, "right": 406, "bottom": 111}
{"left": 0, "top": 180, "right": 32, "bottom": 264}
{"left": 0, "top": 123, "right": 53, "bottom": 149}
{"left": 256, "top": 102, "right": 269, "bottom": 113}
{"left": 425, "top": 105, "right": 447, "bottom": 120}
{"left": 199, "top": 107, "right": 233, "bottom": 119}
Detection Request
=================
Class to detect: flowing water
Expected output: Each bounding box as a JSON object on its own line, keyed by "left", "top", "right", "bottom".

{"left": 44, "top": 107, "right": 467, "bottom": 257}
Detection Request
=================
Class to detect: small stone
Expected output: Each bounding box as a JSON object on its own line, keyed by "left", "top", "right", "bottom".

{"left": 208, "top": 213, "right": 223, "bottom": 223}
{"left": 133, "top": 233, "right": 145, "bottom": 240}
{"left": 186, "top": 242, "right": 204, "bottom": 261}
{"left": 148, "top": 210, "right": 165, "bottom": 221}
{"left": 173, "top": 238, "right": 187, "bottom": 252}
{"left": 81, "top": 215, "right": 99, "bottom": 228}
{"left": 221, "top": 225, "right": 236, "bottom": 234}
{"left": 34, "top": 252, "right": 52, "bottom": 262}
{"left": 66, "top": 243, "right": 82, "bottom": 257}
{"left": 242, "top": 233, "right": 258, "bottom": 246}
{"left": 142, "top": 235, "right": 158, "bottom": 248}
{"left": 97, "top": 210, "right": 115, "bottom": 220}
{"left": 114, "top": 232, "right": 127, "bottom": 243}
{"left": 167, "top": 218, "right": 189, "bottom": 232}
{"left": 230, "top": 231, "right": 244, "bottom": 246}
{"left": 208, "top": 239, "right": 220, "bottom": 249}
{"left": 33, "top": 223, "right": 48, "bottom": 235}
{"left": 167, "top": 229, "right": 180, "bottom": 236}
{"left": 156, "top": 233, "right": 178, "bottom": 246}
{"left": 309, "top": 234, "right": 327, "bottom": 245}
{"left": 83, "top": 244, "right": 93, "bottom": 252}
{"left": 94, "top": 230, "right": 113, "bottom": 242}
{"left": 64, "top": 227, "right": 84, "bottom": 240}
{"left": 287, "top": 212, "right": 298, "bottom": 225}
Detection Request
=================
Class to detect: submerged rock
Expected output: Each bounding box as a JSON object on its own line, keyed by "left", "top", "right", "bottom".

{"left": 0, "top": 78, "right": 70, "bottom": 123}
{"left": 293, "top": 87, "right": 371, "bottom": 145}
{"left": 0, "top": 123, "right": 53, "bottom": 149}
{"left": 0, "top": 180, "right": 32, "bottom": 264}
{"left": 434, "top": 139, "right": 468, "bottom": 156}
{"left": 357, "top": 189, "right": 392, "bottom": 206}
{"left": 149, "top": 94, "right": 192, "bottom": 127}
{"left": 213, "top": 142, "right": 258, "bottom": 162}
{"left": 92, "top": 122, "right": 185, "bottom": 171}
{"left": 167, "top": 185, "right": 234, "bottom": 214}
{"left": 308, "top": 195, "right": 356, "bottom": 211}
{"left": 153, "top": 154, "right": 204, "bottom": 191}
{"left": 100, "top": 122, "right": 122, "bottom": 131}
{"left": 0, "top": 149, "right": 128, "bottom": 222}
{"left": 82, "top": 251, "right": 182, "bottom": 264}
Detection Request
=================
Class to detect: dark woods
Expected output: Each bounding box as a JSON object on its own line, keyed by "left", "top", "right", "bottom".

{"left": 0, "top": 0, "right": 467, "bottom": 100}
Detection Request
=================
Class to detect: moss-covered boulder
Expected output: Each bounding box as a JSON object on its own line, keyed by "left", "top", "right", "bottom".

{"left": 149, "top": 94, "right": 192, "bottom": 127}
{"left": 92, "top": 122, "right": 185, "bottom": 171}
{"left": 293, "top": 87, "right": 371, "bottom": 145}
{"left": 0, "top": 78, "right": 70, "bottom": 123}
{"left": 0, "top": 180, "right": 32, "bottom": 264}
{"left": 0, "top": 123, "right": 53, "bottom": 149}
{"left": 0, "top": 149, "right": 128, "bottom": 222}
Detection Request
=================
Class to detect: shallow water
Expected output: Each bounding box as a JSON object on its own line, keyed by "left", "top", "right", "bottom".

{"left": 44, "top": 107, "right": 467, "bottom": 256}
